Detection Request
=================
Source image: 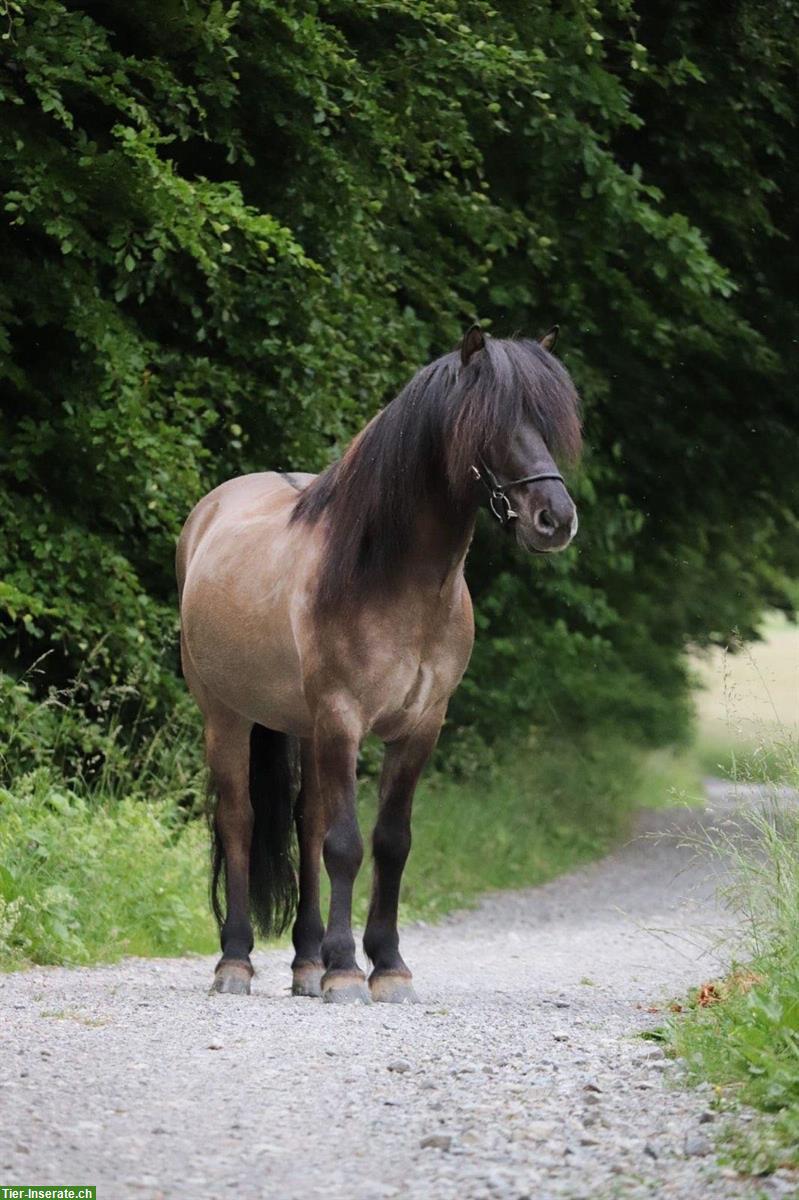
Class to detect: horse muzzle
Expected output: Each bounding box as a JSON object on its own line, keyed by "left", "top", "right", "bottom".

{"left": 516, "top": 498, "right": 578, "bottom": 554}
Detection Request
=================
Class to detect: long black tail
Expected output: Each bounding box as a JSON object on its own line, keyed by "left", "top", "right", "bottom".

{"left": 210, "top": 724, "right": 300, "bottom": 938}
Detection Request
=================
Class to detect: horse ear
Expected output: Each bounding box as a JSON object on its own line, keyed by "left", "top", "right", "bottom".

{"left": 539, "top": 325, "right": 559, "bottom": 352}
{"left": 460, "top": 323, "right": 485, "bottom": 366}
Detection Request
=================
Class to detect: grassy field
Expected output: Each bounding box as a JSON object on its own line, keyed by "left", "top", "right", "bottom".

{"left": 0, "top": 729, "right": 642, "bottom": 971}
{"left": 669, "top": 614, "right": 799, "bottom": 1172}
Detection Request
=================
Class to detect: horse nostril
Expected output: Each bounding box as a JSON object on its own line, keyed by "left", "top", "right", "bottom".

{"left": 534, "top": 507, "right": 555, "bottom": 536}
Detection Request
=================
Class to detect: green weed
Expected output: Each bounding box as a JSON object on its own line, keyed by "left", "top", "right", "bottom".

{"left": 40, "top": 1008, "right": 110, "bottom": 1027}
{"left": 669, "top": 737, "right": 799, "bottom": 1172}
{"left": 0, "top": 769, "right": 216, "bottom": 969}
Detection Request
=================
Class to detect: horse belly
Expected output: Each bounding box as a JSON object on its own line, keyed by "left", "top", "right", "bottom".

{"left": 355, "top": 592, "right": 474, "bottom": 741}
{"left": 184, "top": 616, "right": 312, "bottom": 736}
{"left": 180, "top": 512, "right": 315, "bottom": 737}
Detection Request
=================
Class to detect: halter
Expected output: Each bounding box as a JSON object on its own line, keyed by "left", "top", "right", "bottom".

{"left": 470, "top": 455, "right": 565, "bottom": 526}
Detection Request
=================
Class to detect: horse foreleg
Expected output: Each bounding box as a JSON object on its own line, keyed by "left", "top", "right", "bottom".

{"left": 291, "top": 739, "right": 325, "bottom": 997}
{"left": 315, "top": 711, "right": 369, "bottom": 1004}
{"left": 363, "top": 707, "right": 444, "bottom": 1004}
{"left": 206, "top": 713, "right": 255, "bottom": 995}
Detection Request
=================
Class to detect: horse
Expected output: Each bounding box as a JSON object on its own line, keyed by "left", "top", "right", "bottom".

{"left": 176, "top": 324, "right": 582, "bottom": 1003}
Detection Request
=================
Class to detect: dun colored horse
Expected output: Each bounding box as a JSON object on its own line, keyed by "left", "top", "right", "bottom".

{"left": 177, "top": 326, "right": 581, "bottom": 1003}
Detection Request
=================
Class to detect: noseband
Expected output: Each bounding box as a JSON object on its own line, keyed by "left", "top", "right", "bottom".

{"left": 471, "top": 455, "right": 565, "bottom": 526}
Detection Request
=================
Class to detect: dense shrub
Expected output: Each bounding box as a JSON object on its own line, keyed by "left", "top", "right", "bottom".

{"left": 1, "top": 1, "right": 797, "bottom": 764}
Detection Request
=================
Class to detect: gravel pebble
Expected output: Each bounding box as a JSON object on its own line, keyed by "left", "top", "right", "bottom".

{"left": 419, "top": 1134, "right": 452, "bottom": 1151}
{"left": 685, "top": 1133, "right": 713, "bottom": 1157}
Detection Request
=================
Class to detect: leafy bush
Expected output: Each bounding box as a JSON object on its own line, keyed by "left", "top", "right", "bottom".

{"left": 0, "top": 769, "right": 214, "bottom": 969}
{"left": 1, "top": 1, "right": 797, "bottom": 768}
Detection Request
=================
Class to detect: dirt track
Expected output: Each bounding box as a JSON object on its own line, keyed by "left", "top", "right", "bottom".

{"left": 1, "top": 786, "right": 795, "bottom": 1200}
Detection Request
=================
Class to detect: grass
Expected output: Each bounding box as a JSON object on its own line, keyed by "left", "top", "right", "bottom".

{"left": 668, "top": 614, "right": 799, "bottom": 1173}
{"left": 0, "top": 670, "right": 218, "bottom": 970}
{"left": 352, "top": 732, "right": 639, "bottom": 926}
{"left": 1, "top": 657, "right": 682, "bottom": 970}
{"left": 0, "top": 726, "right": 646, "bottom": 970}
{"left": 633, "top": 744, "right": 706, "bottom": 808}
{"left": 691, "top": 612, "right": 798, "bottom": 782}
{"left": 669, "top": 769, "right": 799, "bottom": 1173}
{"left": 40, "top": 1008, "right": 111, "bottom": 1027}
{"left": 0, "top": 768, "right": 217, "bottom": 969}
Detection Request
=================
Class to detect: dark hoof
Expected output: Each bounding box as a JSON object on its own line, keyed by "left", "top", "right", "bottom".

{"left": 210, "top": 960, "right": 253, "bottom": 996}
{"left": 321, "top": 970, "right": 371, "bottom": 1005}
{"left": 292, "top": 962, "right": 324, "bottom": 998}
{"left": 369, "top": 971, "right": 419, "bottom": 1005}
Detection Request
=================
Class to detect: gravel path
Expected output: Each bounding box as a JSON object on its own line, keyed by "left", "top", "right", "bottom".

{"left": 1, "top": 786, "right": 796, "bottom": 1200}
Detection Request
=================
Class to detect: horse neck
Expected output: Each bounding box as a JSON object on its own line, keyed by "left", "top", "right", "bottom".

{"left": 398, "top": 488, "right": 478, "bottom": 595}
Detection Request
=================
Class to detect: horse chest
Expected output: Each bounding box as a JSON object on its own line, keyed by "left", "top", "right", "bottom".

{"left": 364, "top": 629, "right": 469, "bottom": 739}
{"left": 381, "top": 657, "right": 436, "bottom": 720}
{"left": 367, "top": 662, "right": 437, "bottom": 741}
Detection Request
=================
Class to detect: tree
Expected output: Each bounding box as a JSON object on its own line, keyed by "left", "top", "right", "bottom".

{"left": 1, "top": 0, "right": 796, "bottom": 766}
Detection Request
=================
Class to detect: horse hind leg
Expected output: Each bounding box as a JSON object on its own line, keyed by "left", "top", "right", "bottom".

{"left": 205, "top": 712, "right": 256, "bottom": 996}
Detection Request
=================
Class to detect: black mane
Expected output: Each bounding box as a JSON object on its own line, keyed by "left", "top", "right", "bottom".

{"left": 291, "top": 336, "right": 582, "bottom": 608}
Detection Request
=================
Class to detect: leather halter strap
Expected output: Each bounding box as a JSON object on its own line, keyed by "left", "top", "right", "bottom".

{"left": 471, "top": 455, "right": 565, "bottom": 526}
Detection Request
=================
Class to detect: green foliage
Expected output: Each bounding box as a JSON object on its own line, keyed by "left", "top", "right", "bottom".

{"left": 0, "top": 1, "right": 797, "bottom": 761}
{"left": 0, "top": 667, "right": 212, "bottom": 967}
{"left": 0, "top": 770, "right": 215, "bottom": 968}
{"left": 670, "top": 738, "right": 799, "bottom": 1171}
{"left": 0, "top": 666, "right": 205, "bottom": 799}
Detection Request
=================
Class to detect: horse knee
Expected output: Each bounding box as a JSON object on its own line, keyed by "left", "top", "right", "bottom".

{"left": 323, "top": 817, "right": 363, "bottom": 882}
{"left": 372, "top": 816, "right": 411, "bottom": 870}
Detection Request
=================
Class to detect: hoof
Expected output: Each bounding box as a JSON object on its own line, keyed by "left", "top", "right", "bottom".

{"left": 369, "top": 971, "right": 419, "bottom": 1005}
{"left": 210, "top": 960, "right": 253, "bottom": 996}
{"left": 292, "top": 962, "right": 324, "bottom": 998}
{"left": 321, "top": 970, "right": 371, "bottom": 1005}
